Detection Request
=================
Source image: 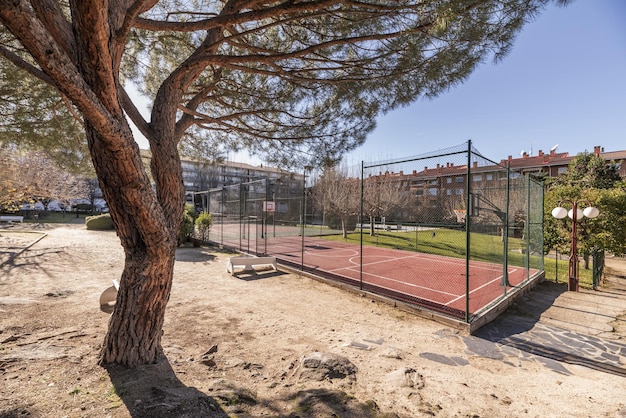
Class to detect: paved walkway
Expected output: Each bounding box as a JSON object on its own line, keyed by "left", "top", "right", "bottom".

{"left": 467, "top": 257, "right": 626, "bottom": 377}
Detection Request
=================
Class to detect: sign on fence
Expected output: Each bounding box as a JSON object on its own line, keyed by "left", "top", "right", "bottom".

{"left": 263, "top": 201, "right": 275, "bottom": 213}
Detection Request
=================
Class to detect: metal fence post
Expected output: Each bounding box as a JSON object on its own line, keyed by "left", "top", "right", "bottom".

{"left": 360, "top": 161, "right": 364, "bottom": 290}
{"left": 465, "top": 140, "right": 472, "bottom": 322}
{"left": 502, "top": 163, "right": 510, "bottom": 287}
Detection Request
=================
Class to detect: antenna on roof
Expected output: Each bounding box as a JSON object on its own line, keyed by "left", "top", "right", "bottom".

{"left": 550, "top": 144, "right": 559, "bottom": 152}
{"left": 520, "top": 150, "right": 525, "bottom": 156}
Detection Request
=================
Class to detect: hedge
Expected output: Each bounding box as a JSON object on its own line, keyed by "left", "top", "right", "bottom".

{"left": 85, "top": 213, "right": 114, "bottom": 230}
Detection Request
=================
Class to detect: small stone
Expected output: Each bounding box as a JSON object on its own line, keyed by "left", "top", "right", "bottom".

{"left": 202, "top": 344, "right": 218, "bottom": 356}
{"left": 349, "top": 341, "right": 370, "bottom": 350}
{"left": 299, "top": 352, "right": 357, "bottom": 382}
{"left": 201, "top": 357, "right": 216, "bottom": 368}
{"left": 380, "top": 346, "right": 403, "bottom": 359}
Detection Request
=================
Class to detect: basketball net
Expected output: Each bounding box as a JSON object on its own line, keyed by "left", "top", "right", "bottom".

{"left": 453, "top": 209, "right": 466, "bottom": 223}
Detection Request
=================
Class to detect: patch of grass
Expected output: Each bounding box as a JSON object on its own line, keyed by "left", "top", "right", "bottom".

{"left": 105, "top": 386, "right": 118, "bottom": 399}
{"left": 105, "top": 385, "right": 123, "bottom": 408}
{"left": 543, "top": 256, "right": 593, "bottom": 288}
{"left": 22, "top": 211, "right": 89, "bottom": 224}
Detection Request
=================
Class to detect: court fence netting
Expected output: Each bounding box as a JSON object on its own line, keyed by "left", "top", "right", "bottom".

{"left": 194, "top": 141, "right": 545, "bottom": 324}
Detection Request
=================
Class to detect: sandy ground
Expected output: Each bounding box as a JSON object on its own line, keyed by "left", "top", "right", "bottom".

{"left": 1, "top": 224, "right": 625, "bottom": 417}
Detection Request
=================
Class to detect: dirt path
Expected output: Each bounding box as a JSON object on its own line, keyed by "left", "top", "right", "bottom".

{"left": 1, "top": 224, "right": 625, "bottom": 417}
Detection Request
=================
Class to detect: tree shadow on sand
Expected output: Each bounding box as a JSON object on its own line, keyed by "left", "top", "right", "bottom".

{"left": 105, "top": 358, "right": 228, "bottom": 418}
{"left": 174, "top": 247, "right": 217, "bottom": 263}
{"left": 105, "top": 358, "right": 389, "bottom": 417}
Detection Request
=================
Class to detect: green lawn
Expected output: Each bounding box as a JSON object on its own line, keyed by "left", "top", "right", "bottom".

{"left": 20, "top": 211, "right": 89, "bottom": 224}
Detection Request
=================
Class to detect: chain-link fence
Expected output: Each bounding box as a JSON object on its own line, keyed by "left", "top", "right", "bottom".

{"left": 199, "top": 141, "right": 545, "bottom": 323}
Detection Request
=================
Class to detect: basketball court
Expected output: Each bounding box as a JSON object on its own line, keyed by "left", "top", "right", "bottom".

{"left": 201, "top": 143, "right": 545, "bottom": 325}
{"left": 218, "top": 231, "right": 538, "bottom": 320}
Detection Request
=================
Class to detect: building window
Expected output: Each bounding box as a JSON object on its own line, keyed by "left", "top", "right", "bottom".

{"left": 446, "top": 189, "right": 452, "bottom": 195}
{"left": 472, "top": 175, "right": 482, "bottom": 182}
{"left": 455, "top": 188, "right": 463, "bottom": 195}
{"left": 557, "top": 167, "right": 567, "bottom": 175}
{"left": 447, "top": 178, "right": 452, "bottom": 184}
{"left": 456, "top": 177, "right": 464, "bottom": 183}
{"left": 427, "top": 188, "right": 438, "bottom": 196}
{"left": 486, "top": 174, "right": 493, "bottom": 181}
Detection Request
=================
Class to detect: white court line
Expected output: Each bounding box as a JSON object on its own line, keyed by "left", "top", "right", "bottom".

{"left": 346, "top": 253, "right": 421, "bottom": 267}
{"left": 330, "top": 264, "right": 461, "bottom": 298}
{"left": 337, "top": 269, "right": 461, "bottom": 306}
{"left": 355, "top": 249, "right": 506, "bottom": 272}
{"left": 347, "top": 252, "right": 503, "bottom": 274}
{"left": 327, "top": 256, "right": 518, "bottom": 307}
{"left": 304, "top": 249, "right": 359, "bottom": 257}
{"left": 368, "top": 271, "right": 460, "bottom": 297}
{"left": 445, "top": 268, "right": 519, "bottom": 306}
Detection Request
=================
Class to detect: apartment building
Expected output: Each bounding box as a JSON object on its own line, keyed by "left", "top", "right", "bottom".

{"left": 366, "top": 145, "right": 625, "bottom": 223}
{"left": 138, "top": 149, "right": 304, "bottom": 204}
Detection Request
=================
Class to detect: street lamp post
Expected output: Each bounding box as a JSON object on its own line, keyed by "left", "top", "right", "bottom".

{"left": 551, "top": 200, "right": 600, "bottom": 291}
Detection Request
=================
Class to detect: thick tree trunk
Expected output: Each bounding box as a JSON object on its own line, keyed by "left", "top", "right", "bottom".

{"left": 94, "top": 138, "right": 181, "bottom": 367}
{"left": 99, "top": 246, "right": 176, "bottom": 365}
{"left": 82, "top": 124, "right": 183, "bottom": 368}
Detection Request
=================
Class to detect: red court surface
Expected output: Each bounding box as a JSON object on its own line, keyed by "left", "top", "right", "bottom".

{"left": 219, "top": 234, "right": 539, "bottom": 319}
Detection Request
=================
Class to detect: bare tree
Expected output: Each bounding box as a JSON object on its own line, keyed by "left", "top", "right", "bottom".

{"left": 0, "top": 143, "right": 26, "bottom": 211}
{"left": 313, "top": 167, "right": 360, "bottom": 239}
{"left": 363, "top": 172, "right": 412, "bottom": 235}
{"left": 0, "top": 146, "right": 88, "bottom": 212}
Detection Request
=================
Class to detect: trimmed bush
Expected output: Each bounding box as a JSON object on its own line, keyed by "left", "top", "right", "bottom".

{"left": 195, "top": 211, "right": 213, "bottom": 242}
{"left": 179, "top": 213, "right": 194, "bottom": 245}
{"left": 85, "top": 213, "right": 114, "bottom": 230}
{"left": 179, "top": 204, "right": 196, "bottom": 245}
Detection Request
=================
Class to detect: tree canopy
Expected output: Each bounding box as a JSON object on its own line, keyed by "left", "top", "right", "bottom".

{"left": 1, "top": 0, "right": 572, "bottom": 367}
{"left": 544, "top": 152, "right": 626, "bottom": 262}
{"left": 0, "top": 59, "right": 92, "bottom": 174}
{"left": 2, "top": 0, "right": 572, "bottom": 167}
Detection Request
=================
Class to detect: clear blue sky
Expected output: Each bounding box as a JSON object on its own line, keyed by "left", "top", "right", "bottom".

{"left": 347, "top": 0, "right": 626, "bottom": 165}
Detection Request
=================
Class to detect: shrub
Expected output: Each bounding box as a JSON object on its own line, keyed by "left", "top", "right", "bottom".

{"left": 184, "top": 203, "right": 197, "bottom": 220}
{"left": 195, "top": 211, "right": 213, "bottom": 242}
{"left": 85, "top": 213, "right": 114, "bottom": 230}
{"left": 179, "top": 204, "right": 196, "bottom": 245}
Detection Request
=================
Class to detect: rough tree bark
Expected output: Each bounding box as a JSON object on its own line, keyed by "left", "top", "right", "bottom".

{"left": 87, "top": 124, "right": 183, "bottom": 366}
